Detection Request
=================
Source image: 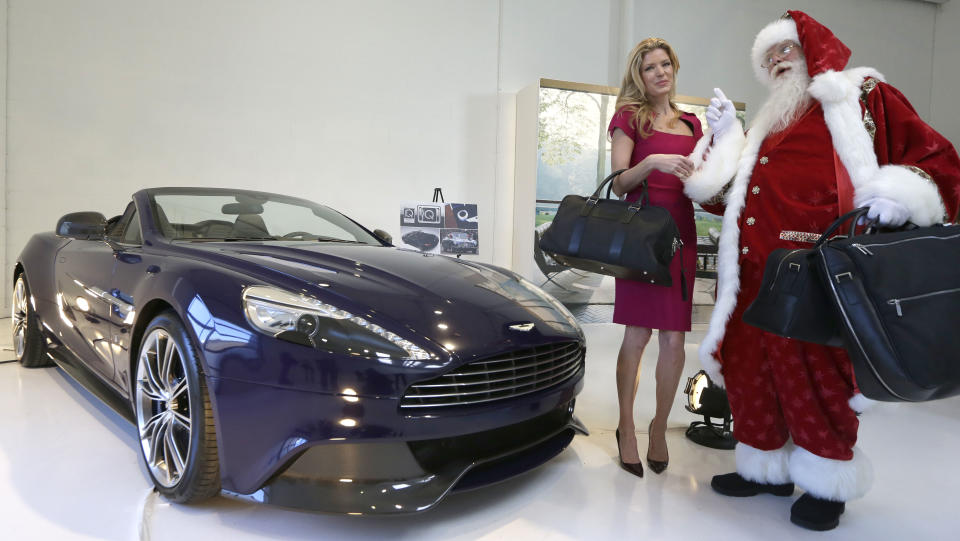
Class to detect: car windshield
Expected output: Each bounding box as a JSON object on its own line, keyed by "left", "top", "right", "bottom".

{"left": 150, "top": 191, "right": 381, "bottom": 244}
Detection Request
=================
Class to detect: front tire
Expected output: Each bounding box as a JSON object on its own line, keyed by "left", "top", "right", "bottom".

{"left": 12, "top": 273, "right": 51, "bottom": 368}
{"left": 134, "top": 312, "right": 220, "bottom": 503}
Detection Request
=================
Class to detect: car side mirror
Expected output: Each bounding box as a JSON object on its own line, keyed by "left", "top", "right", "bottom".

{"left": 373, "top": 229, "right": 393, "bottom": 245}
{"left": 56, "top": 212, "right": 107, "bottom": 240}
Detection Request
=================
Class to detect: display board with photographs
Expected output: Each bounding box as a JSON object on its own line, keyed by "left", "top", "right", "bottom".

{"left": 400, "top": 202, "right": 479, "bottom": 255}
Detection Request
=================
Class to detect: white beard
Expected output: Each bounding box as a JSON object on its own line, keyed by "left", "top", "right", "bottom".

{"left": 750, "top": 61, "right": 813, "bottom": 136}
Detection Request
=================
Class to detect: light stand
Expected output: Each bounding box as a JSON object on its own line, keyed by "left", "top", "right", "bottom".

{"left": 683, "top": 370, "right": 736, "bottom": 450}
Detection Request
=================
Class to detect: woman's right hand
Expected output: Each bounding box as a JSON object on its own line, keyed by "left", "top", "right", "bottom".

{"left": 648, "top": 154, "right": 694, "bottom": 179}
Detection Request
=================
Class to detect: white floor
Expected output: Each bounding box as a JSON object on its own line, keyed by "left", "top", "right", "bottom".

{"left": 2, "top": 317, "right": 959, "bottom": 540}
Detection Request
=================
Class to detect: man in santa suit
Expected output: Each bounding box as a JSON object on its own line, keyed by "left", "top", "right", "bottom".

{"left": 683, "top": 10, "right": 960, "bottom": 531}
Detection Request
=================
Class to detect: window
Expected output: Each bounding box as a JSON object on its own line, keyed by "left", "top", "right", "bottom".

{"left": 122, "top": 210, "right": 142, "bottom": 244}
{"left": 107, "top": 202, "right": 136, "bottom": 239}
{"left": 106, "top": 201, "right": 142, "bottom": 244}
{"left": 150, "top": 191, "right": 379, "bottom": 244}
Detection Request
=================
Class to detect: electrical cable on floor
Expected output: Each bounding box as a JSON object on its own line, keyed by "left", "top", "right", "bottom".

{"left": 137, "top": 487, "right": 158, "bottom": 541}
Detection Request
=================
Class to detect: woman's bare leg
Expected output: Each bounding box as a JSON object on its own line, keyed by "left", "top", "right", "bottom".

{"left": 616, "top": 325, "right": 652, "bottom": 463}
{"left": 648, "top": 330, "right": 686, "bottom": 462}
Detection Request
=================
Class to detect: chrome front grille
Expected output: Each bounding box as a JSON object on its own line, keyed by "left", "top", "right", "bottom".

{"left": 400, "top": 341, "right": 584, "bottom": 409}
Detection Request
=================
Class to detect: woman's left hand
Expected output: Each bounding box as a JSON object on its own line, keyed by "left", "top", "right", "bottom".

{"left": 650, "top": 154, "right": 694, "bottom": 179}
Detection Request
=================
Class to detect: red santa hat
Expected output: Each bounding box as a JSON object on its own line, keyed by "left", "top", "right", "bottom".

{"left": 751, "top": 10, "right": 851, "bottom": 85}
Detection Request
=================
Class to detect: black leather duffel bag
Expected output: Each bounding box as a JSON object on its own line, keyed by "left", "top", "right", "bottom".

{"left": 743, "top": 216, "right": 849, "bottom": 347}
{"left": 815, "top": 208, "right": 960, "bottom": 402}
{"left": 539, "top": 169, "right": 685, "bottom": 297}
{"left": 743, "top": 247, "right": 844, "bottom": 347}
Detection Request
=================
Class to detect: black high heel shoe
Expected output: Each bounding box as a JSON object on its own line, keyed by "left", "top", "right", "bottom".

{"left": 646, "top": 421, "right": 668, "bottom": 474}
{"left": 615, "top": 429, "right": 644, "bottom": 478}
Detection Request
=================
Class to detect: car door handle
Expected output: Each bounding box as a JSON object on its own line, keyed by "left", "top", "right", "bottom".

{"left": 82, "top": 285, "right": 135, "bottom": 317}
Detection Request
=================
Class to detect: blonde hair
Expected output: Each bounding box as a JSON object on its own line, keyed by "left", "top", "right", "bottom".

{"left": 614, "top": 37, "right": 681, "bottom": 139}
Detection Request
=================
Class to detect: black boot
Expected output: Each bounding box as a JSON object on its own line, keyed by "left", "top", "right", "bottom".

{"left": 711, "top": 472, "right": 795, "bottom": 497}
{"left": 790, "top": 493, "right": 846, "bottom": 531}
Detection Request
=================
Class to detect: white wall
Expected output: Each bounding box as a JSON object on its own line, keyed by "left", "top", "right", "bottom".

{"left": 1, "top": 0, "right": 7, "bottom": 311}
{"left": 499, "top": 0, "right": 619, "bottom": 93}
{"left": 2, "top": 0, "right": 957, "bottom": 310}
{"left": 4, "top": 0, "right": 500, "bottom": 311}
{"left": 624, "top": 0, "right": 938, "bottom": 124}
{"left": 498, "top": 0, "right": 946, "bottom": 124}
{"left": 497, "top": 0, "right": 620, "bottom": 276}
{"left": 933, "top": 0, "right": 960, "bottom": 148}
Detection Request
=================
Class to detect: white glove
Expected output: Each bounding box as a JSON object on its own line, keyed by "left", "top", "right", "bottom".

{"left": 863, "top": 197, "right": 910, "bottom": 227}
{"left": 705, "top": 88, "right": 737, "bottom": 138}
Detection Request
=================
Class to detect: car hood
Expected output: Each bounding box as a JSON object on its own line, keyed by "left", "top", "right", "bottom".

{"left": 175, "top": 242, "right": 580, "bottom": 361}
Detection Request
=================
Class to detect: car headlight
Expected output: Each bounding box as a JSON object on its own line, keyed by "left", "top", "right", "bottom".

{"left": 242, "top": 286, "right": 433, "bottom": 360}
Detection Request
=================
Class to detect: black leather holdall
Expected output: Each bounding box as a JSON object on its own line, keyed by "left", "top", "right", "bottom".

{"left": 742, "top": 206, "right": 861, "bottom": 347}
{"left": 538, "top": 169, "right": 685, "bottom": 296}
{"left": 743, "top": 245, "right": 844, "bottom": 347}
{"left": 816, "top": 208, "right": 960, "bottom": 402}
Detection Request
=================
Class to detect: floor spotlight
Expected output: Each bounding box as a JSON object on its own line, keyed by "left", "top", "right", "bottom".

{"left": 683, "top": 370, "right": 736, "bottom": 450}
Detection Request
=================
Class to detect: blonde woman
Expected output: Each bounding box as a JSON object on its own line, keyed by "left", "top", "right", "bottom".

{"left": 608, "top": 38, "right": 700, "bottom": 477}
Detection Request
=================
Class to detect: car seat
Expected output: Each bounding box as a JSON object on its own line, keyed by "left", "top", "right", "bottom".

{"left": 232, "top": 213, "right": 270, "bottom": 238}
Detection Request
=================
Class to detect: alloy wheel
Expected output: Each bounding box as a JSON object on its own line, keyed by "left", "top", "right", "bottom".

{"left": 136, "top": 329, "right": 193, "bottom": 488}
{"left": 12, "top": 277, "right": 28, "bottom": 360}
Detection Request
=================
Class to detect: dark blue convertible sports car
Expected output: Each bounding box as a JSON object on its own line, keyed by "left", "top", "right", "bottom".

{"left": 12, "top": 188, "right": 586, "bottom": 514}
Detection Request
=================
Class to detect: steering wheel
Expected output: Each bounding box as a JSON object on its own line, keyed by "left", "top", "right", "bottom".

{"left": 281, "top": 231, "right": 315, "bottom": 239}
{"left": 193, "top": 219, "right": 234, "bottom": 237}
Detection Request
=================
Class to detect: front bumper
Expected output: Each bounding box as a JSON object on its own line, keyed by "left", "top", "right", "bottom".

{"left": 208, "top": 367, "right": 585, "bottom": 510}
{"left": 235, "top": 404, "right": 587, "bottom": 514}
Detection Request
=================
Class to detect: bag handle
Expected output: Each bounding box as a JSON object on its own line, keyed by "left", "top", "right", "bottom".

{"left": 580, "top": 169, "right": 648, "bottom": 219}
{"left": 602, "top": 169, "right": 648, "bottom": 206}
{"left": 813, "top": 207, "right": 876, "bottom": 248}
{"left": 590, "top": 169, "right": 643, "bottom": 203}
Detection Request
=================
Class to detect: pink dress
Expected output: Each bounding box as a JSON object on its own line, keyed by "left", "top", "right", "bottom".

{"left": 607, "top": 108, "right": 700, "bottom": 331}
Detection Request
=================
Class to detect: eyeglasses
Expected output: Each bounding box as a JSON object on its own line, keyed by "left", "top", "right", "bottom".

{"left": 761, "top": 42, "right": 797, "bottom": 69}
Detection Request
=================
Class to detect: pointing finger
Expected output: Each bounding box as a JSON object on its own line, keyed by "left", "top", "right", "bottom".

{"left": 714, "top": 88, "right": 728, "bottom": 103}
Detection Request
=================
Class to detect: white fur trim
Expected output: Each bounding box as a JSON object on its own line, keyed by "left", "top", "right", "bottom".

{"left": 848, "top": 392, "right": 876, "bottom": 413}
{"left": 844, "top": 66, "right": 886, "bottom": 87}
{"left": 736, "top": 442, "right": 793, "bottom": 485}
{"left": 789, "top": 446, "right": 874, "bottom": 502}
{"left": 811, "top": 67, "right": 943, "bottom": 225}
{"left": 697, "top": 124, "right": 769, "bottom": 388}
{"left": 808, "top": 70, "right": 857, "bottom": 104}
{"left": 854, "top": 165, "right": 947, "bottom": 226}
{"left": 688, "top": 129, "right": 713, "bottom": 169}
{"left": 752, "top": 18, "right": 799, "bottom": 84}
{"left": 685, "top": 128, "right": 747, "bottom": 203}
{"left": 701, "top": 354, "right": 724, "bottom": 388}
{"left": 808, "top": 67, "right": 885, "bottom": 103}
{"left": 812, "top": 69, "right": 881, "bottom": 188}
